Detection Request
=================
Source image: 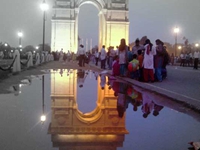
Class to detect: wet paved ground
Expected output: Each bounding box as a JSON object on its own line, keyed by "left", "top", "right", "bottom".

{"left": 0, "top": 69, "right": 200, "bottom": 150}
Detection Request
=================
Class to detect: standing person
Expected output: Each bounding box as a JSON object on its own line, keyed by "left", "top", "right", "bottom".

{"left": 100, "top": 45, "right": 106, "bottom": 69}
{"left": 59, "top": 48, "right": 64, "bottom": 61}
{"left": 127, "top": 46, "right": 133, "bottom": 62}
{"left": 185, "top": 52, "right": 190, "bottom": 66}
{"left": 155, "top": 39, "right": 164, "bottom": 82}
{"left": 71, "top": 52, "right": 76, "bottom": 62}
{"left": 109, "top": 46, "right": 116, "bottom": 70}
{"left": 137, "top": 50, "right": 144, "bottom": 81}
{"left": 162, "top": 46, "right": 170, "bottom": 79}
{"left": 118, "top": 38, "right": 128, "bottom": 77}
{"left": 106, "top": 47, "right": 111, "bottom": 68}
{"left": 115, "top": 46, "right": 119, "bottom": 56}
{"left": 67, "top": 50, "right": 71, "bottom": 62}
{"left": 193, "top": 49, "right": 199, "bottom": 69}
{"left": 180, "top": 51, "right": 186, "bottom": 67}
{"left": 94, "top": 49, "right": 99, "bottom": 66}
{"left": 63, "top": 52, "right": 67, "bottom": 62}
{"left": 132, "top": 38, "right": 144, "bottom": 55}
{"left": 77, "top": 44, "right": 85, "bottom": 67}
{"left": 189, "top": 51, "right": 193, "bottom": 66}
{"left": 143, "top": 39, "right": 156, "bottom": 82}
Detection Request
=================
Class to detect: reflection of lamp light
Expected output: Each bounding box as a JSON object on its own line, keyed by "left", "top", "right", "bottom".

{"left": 41, "top": 75, "right": 46, "bottom": 123}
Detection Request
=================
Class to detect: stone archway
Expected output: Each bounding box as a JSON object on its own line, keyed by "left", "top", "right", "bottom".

{"left": 51, "top": 0, "right": 129, "bottom": 53}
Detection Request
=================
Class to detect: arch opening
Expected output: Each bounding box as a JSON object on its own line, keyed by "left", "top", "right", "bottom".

{"left": 77, "top": 3, "right": 99, "bottom": 51}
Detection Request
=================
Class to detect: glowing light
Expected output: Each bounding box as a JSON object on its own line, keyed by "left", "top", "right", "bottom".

{"left": 4, "top": 43, "right": 8, "bottom": 47}
{"left": 40, "top": 1, "right": 49, "bottom": 11}
{"left": 40, "top": 115, "right": 46, "bottom": 122}
{"left": 18, "top": 31, "right": 23, "bottom": 37}
{"left": 19, "top": 45, "right": 22, "bottom": 48}
{"left": 36, "top": 46, "right": 39, "bottom": 50}
{"left": 178, "top": 46, "right": 182, "bottom": 50}
{"left": 195, "top": 43, "right": 199, "bottom": 47}
{"left": 174, "top": 27, "right": 180, "bottom": 33}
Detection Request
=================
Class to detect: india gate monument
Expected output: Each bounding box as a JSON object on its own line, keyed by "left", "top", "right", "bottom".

{"left": 51, "top": 0, "right": 129, "bottom": 53}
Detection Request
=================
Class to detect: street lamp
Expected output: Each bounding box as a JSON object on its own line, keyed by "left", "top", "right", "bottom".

{"left": 174, "top": 27, "right": 180, "bottom": 57}
{"left": 40, "top": 0, "right": 49, "bottom": 53}
{"left": 36, "top": 46, "right": 39, "bottom": 50}
{"left": 178, "top": 46, "right": 182, "bottom": 50}
{"left": 18, "top": 31, "right": 23, "bottom": 48}
{"left": 195, "top": 43, "right": 199, "bottom": 47}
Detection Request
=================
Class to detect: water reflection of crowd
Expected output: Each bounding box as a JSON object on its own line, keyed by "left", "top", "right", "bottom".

{"left": 107, "top": 77, "right": 164, "bottom": 118}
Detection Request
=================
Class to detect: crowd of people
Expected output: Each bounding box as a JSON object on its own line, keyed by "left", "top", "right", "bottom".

{"left": 51, "top": 37, "right": 199, "bottom": 83}
{"left": 96, "top": 38, "right": 169, "bottom": 82}
{"left": 179, "top": 49, "right": 200, "bottom": 69}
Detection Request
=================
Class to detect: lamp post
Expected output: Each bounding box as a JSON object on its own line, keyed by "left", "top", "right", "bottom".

{"left": 18, "top": 31, "right": 23, "bottom": 48}
{"left": 195, "top": 43, "right": 199, "bottom": 48}
{"left": 174, "top": 27, "right": 180, "bottom": 57}
{"left": 40, "top": 0, "right": 49, "bottom": 53}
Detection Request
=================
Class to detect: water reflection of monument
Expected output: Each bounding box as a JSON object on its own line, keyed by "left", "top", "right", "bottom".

{"left": 48, "top": 70, "right": 128, "bottom": 150}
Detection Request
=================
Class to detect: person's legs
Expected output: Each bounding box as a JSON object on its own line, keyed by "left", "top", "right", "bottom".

{"left": 155, "top": 67, "right": 162, "bottom": 81}
{"left": 194, "top": 58, "right": 198, "bottom": 69}
{"left": 120, "top": 64, "right": 126, "bottom": 76}
{"left": 109, "top": 57, "right": 113, "bottom": 70}
{"left": 102, "top": 59, "right": 106, "bottom": 69}
{"left": 78, "top": 55, "right": 82, "bottom": 66}
{"left": 180, "top": 59, "right": 183, "bottom": 66}
{"left": 149, "top": 69, "right": 155, "bottom": 82}
{"left": 95, "top": 57, "right": 98, "bottom": 66}
{"left": 143, "top": 68, "right": 148, "bottom": 82}
{"left": 139, "top": 68, "right": 144, "bottom": 81}
{"left": 183, "top": 59, "right": 185, "bottom": 67}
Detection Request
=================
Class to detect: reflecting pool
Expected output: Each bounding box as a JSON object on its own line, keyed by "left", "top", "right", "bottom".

{"left": 0, "top": 69, "right": 200, "bottom": 150}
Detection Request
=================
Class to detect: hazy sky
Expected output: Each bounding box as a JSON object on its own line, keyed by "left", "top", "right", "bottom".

{"left": 0, "top": 0, "right": 200, "bottom": 48}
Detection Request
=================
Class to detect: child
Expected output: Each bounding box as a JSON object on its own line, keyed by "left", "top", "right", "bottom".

{"left": 137, "top": 50, "right": 144, "bottom": 81}
{"left": 128, "top": 54, "right": 139, "bottom": 80}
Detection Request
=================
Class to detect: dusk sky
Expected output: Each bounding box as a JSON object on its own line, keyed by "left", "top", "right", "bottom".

{"left": 0, "top": 0, "right": 200, "bottom": 48}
